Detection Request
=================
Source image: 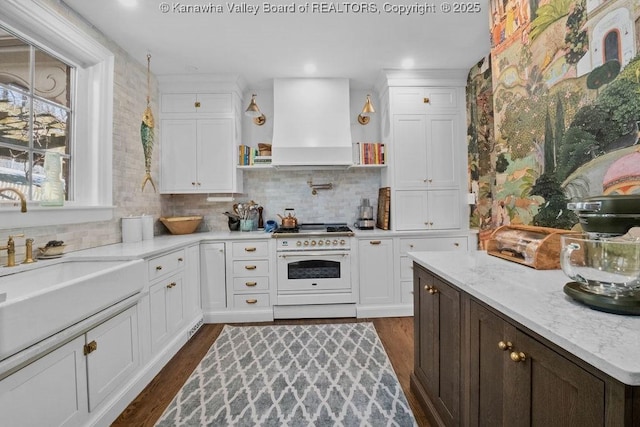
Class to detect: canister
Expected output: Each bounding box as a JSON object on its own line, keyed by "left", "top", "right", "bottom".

{"left": 122, "top": 216, "right": 142, "bottom": 243}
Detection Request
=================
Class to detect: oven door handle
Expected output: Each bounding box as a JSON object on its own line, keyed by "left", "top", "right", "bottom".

{"left": 278, "top": 251, "right": 350, "bottom": 258}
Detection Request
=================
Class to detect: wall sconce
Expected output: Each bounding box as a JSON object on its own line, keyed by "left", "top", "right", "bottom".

{"left": 245, "top": 94, "right": 266, "bottom": 126}
{"left": 357, "top": 94, "right": 375, "bottom": 125}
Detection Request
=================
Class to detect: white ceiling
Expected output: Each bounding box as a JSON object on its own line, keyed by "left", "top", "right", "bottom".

{"left": 62, "top": 0, "right": 490, "bottom": 89}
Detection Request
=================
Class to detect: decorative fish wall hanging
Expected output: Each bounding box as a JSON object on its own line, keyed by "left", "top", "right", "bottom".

{"left": 141, "top": 53, "right": 157, "bottom": 192}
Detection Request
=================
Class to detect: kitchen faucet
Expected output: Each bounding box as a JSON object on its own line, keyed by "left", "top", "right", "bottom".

{"left": 0, "top": 234, "right": 24, "bottom": 267}
{"left": 0, "top": 188, "right": 27, "bottom": 212}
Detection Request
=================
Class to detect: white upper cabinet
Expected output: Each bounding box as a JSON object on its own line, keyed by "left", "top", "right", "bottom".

{"left": 158, "top": 76, "right": 243, "bottom": 194}
{"left": 161, "top": 93, "right": 233, "bottom": 114}
{"left": 390, "top": 87, "right": 459, "bottom": 114}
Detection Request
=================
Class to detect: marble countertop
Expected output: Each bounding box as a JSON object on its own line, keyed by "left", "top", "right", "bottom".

{"left": 408, "top": 250, "right": 640, "bottom": 386}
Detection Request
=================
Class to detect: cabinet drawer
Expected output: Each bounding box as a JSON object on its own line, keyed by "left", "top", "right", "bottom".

{"left": 232, "top": 260, "right": 269, "bottom": 276}
{"left": 233, "top": 293, "right": 270, "bottom": 308}
{"left": 148, "top": 249, "right": 185, "bottom": 281}
{"left": 233, "top": 276, "right": 269, "bottom": 292}
{"left": 231, "top": 241, "right": 269, "bottom": 258}
{"left": 399, "top": 237, "right": 467, "bottom": 254}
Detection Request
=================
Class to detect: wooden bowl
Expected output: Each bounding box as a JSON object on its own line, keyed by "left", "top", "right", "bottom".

{"left": 159, "top": 216, "right": 203, "bottom": 235}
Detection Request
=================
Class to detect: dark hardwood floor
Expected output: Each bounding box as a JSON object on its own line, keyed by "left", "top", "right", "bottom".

{"left": 112, "top": 317, "right": 430, "bottom": 426}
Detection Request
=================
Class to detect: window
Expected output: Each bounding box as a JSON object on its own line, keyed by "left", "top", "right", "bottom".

{"left": 0, "top": 27, "right": 73, "bottom": 203}
{"left": 1, "top": 1, "right": 115, "bottom": 228}
{"left": 603, "top": 30, "right": 621, "bottom": 63}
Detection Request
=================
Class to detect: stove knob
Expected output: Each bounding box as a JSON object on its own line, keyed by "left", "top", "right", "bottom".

{"left": 325, "top": 239, "right": 331, "bottom": 245}
{"left": 304, "top": 240, "right": 309, "bottom": 246}
{"left": 340, "top": 239, "right": 346, "bottom": 245}
{"left": 333, "top": 240, "right": 338, "bottom": 245}
{"left": 318, "top": 240, "right": 324, "bottom": 246}
{"left": 296, "top": 241, "right": 302, "bottom": 246}
{"left": 311, "top": 240, "right": 317, "bottom": 246}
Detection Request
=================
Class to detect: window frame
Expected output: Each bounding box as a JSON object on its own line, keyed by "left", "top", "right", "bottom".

{"left": 0, "top": 0, "right": 114, "bottom": 228}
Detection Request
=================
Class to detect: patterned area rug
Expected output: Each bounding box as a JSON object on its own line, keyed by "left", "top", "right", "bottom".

{"left": 155, "top": 322, "right": 417, "bottom": 426}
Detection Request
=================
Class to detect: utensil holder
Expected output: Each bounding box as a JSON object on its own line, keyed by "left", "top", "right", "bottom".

{"left": 240, "top": 219, "right": 254, "bottom": 232}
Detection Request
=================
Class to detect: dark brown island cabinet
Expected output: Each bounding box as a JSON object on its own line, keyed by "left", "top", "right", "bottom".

{"left": 412, "top": 262, "right": 640, "bottom": 427}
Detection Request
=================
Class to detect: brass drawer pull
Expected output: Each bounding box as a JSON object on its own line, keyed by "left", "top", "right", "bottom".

{"left": 166, "top": 282, "right": 177, "bottom": 289}
{"left": 424, "top": 285, "right": 439, "bottom": 295}
{"left": 178, "top": 257, "right": 183, "bottom": 262}
{"left": 245, "top": 265, "right": 257, "bottom": 270}
{"left": 370, "top": 240, "right": 381, "bottom": 245}
{"left": 84, "top": 340, "right": 97, "bottom": 355}
{"left": 155, "top": 265, "right": 162, "bottom": 271}
{"left": 244, "top": 247, "right": 257, "bottom": 252}
{"left": 510, "top": 351, "right": 527, "bottom": 363}
{"left": 246, "top": 299, "right": 258, "bottom": 304}
{"left": 245, "top": 281, "right": 257, "bottom": 287}
{"left": 423, "top": 97, "right": 430, "bottom": 104}
{"left": 498, "top": 341, "right": 513, "bottom": 351}
{"left": 194, "top": 101, "right": 201, "bottom": 108}
{"left": 454, "top": 243, "right": 460, "bottom": 247}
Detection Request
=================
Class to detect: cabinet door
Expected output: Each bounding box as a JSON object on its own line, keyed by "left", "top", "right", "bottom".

{"left": 358, "top": 238, "right": 394, "bottom": 305}
{"left": 414, "top": 266, "right": 460, "bottom": 425}
{"left": 149, "top": 274, "right": 184, "bottom": 354}
{"left": 391, "top": 87, "right": 428, "bottom": 114}
{"left": 427, "top": 189, "right": 460, "bottom": 230}
{"left": 201, "top": 242, "right": 227, "bottom": 311}
{"left": 161, "top": 93, "right": 197, "bottom": 114}
{"left": 426, "top": 114, "right": 458, "bottom": 188}
{"left": 0, "top": 335, "right": 88, "bottom": 427}
{"left": 196, "top": 118, "right": 234, "bottom": 192}
{"left": 394, "top": 190, "right": 429, "bottom": 231}
{"left": 393, "top": 115, "right": 428, "bottom": 188}
{"left": 184, "top": 244, "right": 201, "bottom": 321}
{"left": 160, "top": 119, "right": 198, "bottom": 192}
{"left": 86, "top": 305, "right": 139, "bottom": 412}
{"left": 468, "top": 300, "right": 516, "bottom": 427}
{"left": 509, "top": 329, "right": 605, "bottom": 426}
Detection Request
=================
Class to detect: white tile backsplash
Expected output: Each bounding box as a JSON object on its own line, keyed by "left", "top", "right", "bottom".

{"left": 164, "top": 168, "right": 383, "bottom": 231}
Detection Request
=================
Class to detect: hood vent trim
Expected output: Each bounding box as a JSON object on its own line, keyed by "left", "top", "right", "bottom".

{"left": 271, "top": 78, "right": 353, "bottom": 169}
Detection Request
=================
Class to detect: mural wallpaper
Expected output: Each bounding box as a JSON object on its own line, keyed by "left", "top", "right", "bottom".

{"left": 468, "top": 0, "right": 640, "bottom": 246}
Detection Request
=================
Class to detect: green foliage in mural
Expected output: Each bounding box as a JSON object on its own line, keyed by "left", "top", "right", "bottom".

{"left": 544, "top": 109, "right": 554, "bottom": 174}
{"left": 495, "top": 154, "right": 543, "bottom": 225}
{"left": 529, "top": 0, "right": 573, "bottom": 41}
{"left": 587, "top": 60, "right": 621, "bottom": 90}
{"left": 530, "top": 173, "right": 578, "bottom": 229}
{"left": 495, "top": 153, "right": 509, "bottom": 173}
{"left": 555, "top": 95, "right": 565, "bottom": 158}
{"left": 596, "top": 71, "right": 640, "bottom": 136}
{"left": 564, "top": 0, "right": 588, "bottom": 65}
{"left": 556, "top": 127, "right": 600, "bottom": 181}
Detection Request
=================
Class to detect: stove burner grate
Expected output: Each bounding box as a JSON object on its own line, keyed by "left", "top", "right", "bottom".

{"left": 326, "top": 225, "right": 353, "bottom": 233}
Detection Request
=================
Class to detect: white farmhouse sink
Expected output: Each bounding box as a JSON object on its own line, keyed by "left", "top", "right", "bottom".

{"left": 0, "top": 258, "right": 145, "bottom": 361}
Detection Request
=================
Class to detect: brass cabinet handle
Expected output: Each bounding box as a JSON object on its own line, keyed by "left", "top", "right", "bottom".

{"left": 83, "top": 340, "right": 97, "bottom": 355}
{"left": 510, "top": 351, "right": 527, "bottom": 363}
{"left": 454, "top": 243, "right": 460, "bottom": 247}
{"left": 192, "top": 182, "right": 196, "bottom": 186}
{"left": 424, "top": 285, "right": 439, "bottom": 295}
{"left": 246, "top": 299, "right": 258, "bottom": 304}
{"left": 178, "top": 257, "right": 183, "bottom": 262}
{"left": 245, "top": 281, "right": 257, "bottom": 287}
{"left": 370, "top": 240, "right": 381, "bottom": 245}
{"left": 423, "top": 97, "right": 430, "bottom": 104}
{"left": 155, "top": 265, "right": 162, "bottom": 271}
{"left": 244, "top": 265, "right": 257, "bottom": 270}
{"left": 166, "top": 282, "right": 177, "bottom": 289}
{"left": 498, "top": 341, "right": 513, "bottom": 351}
{"left": 244, "top": 247, "right": 257, "bottom": 252}
{"left": 195, "top": 101, "right": 201, "bottom": 108}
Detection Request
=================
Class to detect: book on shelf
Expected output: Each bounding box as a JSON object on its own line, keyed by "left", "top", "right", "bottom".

{"left": 238, "top": 145, "right": 260, "bottom": 166}
{"left": 354, "top": 142, "right": 385, "bottom": 165}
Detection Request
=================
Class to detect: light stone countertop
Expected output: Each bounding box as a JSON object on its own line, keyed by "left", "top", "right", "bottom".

{"left": 408, "top": 250, "right": 640, "bottom": 386}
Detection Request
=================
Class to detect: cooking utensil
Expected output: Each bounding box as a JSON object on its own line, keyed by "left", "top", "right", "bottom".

{"left": 277, "top": 211, "right": 297, "bottom": 228}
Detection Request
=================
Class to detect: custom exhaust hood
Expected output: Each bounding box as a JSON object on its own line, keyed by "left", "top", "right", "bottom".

{"left": 271, "top": 78, "right": 353, "bottom": 169}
